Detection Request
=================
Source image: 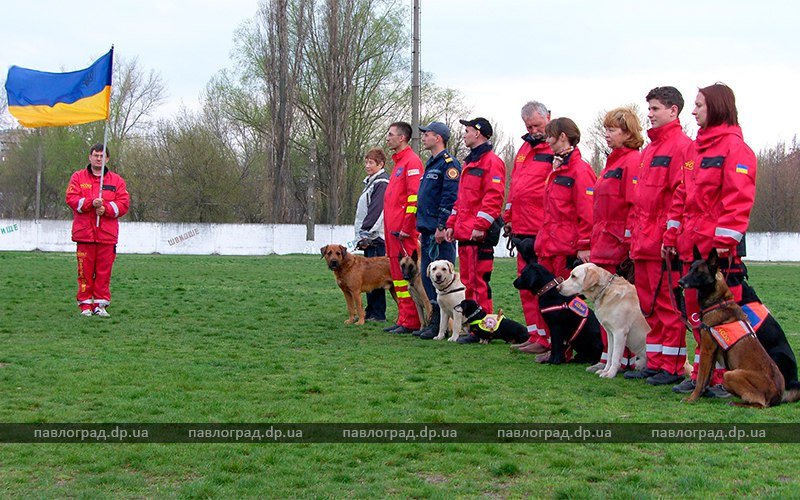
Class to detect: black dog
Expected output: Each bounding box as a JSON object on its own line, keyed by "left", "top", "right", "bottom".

{"left": 456, "top": 299, "right": 528, "bottom": 344}
{"left": 739, "top": 281, "right": 800, "bottom": 391}
{"left": 511, "top": 237, "right": 603, "bottom": 365}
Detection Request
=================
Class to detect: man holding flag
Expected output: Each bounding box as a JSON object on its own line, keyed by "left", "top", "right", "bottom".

{"left": 5, "top": 48, "right": 127, "bottom": 316}
{"left": 65, "top": 144, "right": 129, "bottom": 316}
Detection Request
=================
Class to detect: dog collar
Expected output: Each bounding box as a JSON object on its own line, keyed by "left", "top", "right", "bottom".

{"left": 536, "top": 276, "right": 564, "bottom": 296}
{"left": 595, "top": 275, "right": 615, "bottom": 301}
{"left": 442, "top": 286, "right": 466, "bottom": 295}
{"left": 700, "top": 299, "right": 737, "bottom": 316}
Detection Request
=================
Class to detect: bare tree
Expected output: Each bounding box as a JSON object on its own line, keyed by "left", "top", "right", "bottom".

{"left": 751, "top": 140, "right": 800, "bottom": 232}
{"left": 108, "top": 57, "right": 167, "bottom": 160}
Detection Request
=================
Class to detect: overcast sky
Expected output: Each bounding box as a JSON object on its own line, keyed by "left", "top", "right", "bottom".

{"left": 2, "top": 0, "right": 799, "bottom": 152}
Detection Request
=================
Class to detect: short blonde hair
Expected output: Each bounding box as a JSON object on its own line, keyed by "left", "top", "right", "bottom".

{"left": 603, "top": 107, "right": 644, "bottom": 149}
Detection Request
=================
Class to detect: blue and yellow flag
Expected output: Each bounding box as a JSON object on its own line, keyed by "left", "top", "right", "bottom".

{"left": 5, "top": 48, "right": 113, "bottom": 128}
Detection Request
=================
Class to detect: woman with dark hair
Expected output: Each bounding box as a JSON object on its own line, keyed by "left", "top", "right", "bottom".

{"left": 529, "top": 117, "right": 597, "bottom": 361}
{"left": 587, "top": 107, "right": 644, "bottom": 373}
{"left": 665, "top": 83, "right": 758, "bottom": 396}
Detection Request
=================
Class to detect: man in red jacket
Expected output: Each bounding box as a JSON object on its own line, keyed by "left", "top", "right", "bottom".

{"left": 503, "top": 101, "right": 553, "bottom": 353}
{"left": 383, "top": 121, "right": 423, "bottom": 334}
{"left": 65, "top": 144, "right": 130, "bottom": 317}
{"left": 445, "top": 117, "right": 505, "bottom": 338}
{"left": 625, "top": 87, "right": 692, "bottom": 386}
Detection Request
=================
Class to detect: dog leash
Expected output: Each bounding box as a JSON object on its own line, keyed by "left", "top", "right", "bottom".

{"left": 390, "top": 231, "right": 410, "bottom": 257}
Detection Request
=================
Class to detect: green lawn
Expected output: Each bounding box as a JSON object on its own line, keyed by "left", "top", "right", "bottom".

{"left": 1, "top": 251, "right": 799, "bottom": 497}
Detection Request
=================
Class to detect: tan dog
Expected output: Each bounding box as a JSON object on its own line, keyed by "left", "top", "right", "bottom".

{"left": 427, "top": 260, "right": 467, "bottom": 341}
{"left": 399, "top": 249, "right": 432, "bottom": 327}
{"left": 558, "top": 263, "right": 648, "bottom": 378}
{"left": 320, "top": 244, "right": 398, "bottom": 325}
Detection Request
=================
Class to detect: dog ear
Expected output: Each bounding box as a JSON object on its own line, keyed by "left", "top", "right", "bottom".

{"left": 338, "top": 244, "right": 347, "bottom": 256}
{"left": 320, "top": 245, "right": 326, "bottom": 258}
{"left": 707, "top": 248, "right": 718, "bottom": 272}
{"left": 411, "top": 249, "right": 418, "bottom": 262}
{"left": 426, "top": 261, "right": 434, "bottom": 278}
{"left": 693, "top": 245, "right": 702, "bottom": 262}
{"left": 447, "top": 261, "right": 454, "bottom": 274}
{"left": 583, "top": 265, "right": 600, "bottom": 289}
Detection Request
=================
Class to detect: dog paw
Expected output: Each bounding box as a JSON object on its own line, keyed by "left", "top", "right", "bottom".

{"left": 448, "top": 336, "right": 458, "bottom": 342}
{"left": 433, "top": 335, "right": 445, "bottom": 341}
{"left": 355, "top": 320, "right": 365, "bottom": 325}
{"left": 344, "top": 318, "right": 355, "bottom": 324}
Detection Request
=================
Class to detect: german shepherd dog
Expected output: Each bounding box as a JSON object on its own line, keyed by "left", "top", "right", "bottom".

{"left": 399, "top": 249, "right": 432, "bottom": 327}
{"left": 455, "top": 299, "right": 529, "bottom": 344}
{"left": 679, "top": 248, "right": 800, "bottom": 407}
{"left": 511, "top": 237, "right": 603, "bottom": 365}
{"left": 321, "top": 244, "right": 398, "bottom": 325}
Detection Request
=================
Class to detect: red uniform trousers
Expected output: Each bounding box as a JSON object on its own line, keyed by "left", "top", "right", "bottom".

{"left": 76, "top": 242, "right": 117, "bottom": 310}
{"left": 458, "top": 243, "right": 495, "bottom": 314}
{"left": 634, "top": 259, "right": 686, "bottom": 375}
{"left": 684, "top": 260, "right": 744, "bottom": 385}
{"left": 596, "top": 263, "right": 636, "bottom": 370}
{"left": 516, "top": 253, "right": 549, "bottom": 344}
{"left": 386, "top": 235, "right": 422, "bottom": 330}
{"left": 531, "top": 255, "right": 572, "bottom": 351}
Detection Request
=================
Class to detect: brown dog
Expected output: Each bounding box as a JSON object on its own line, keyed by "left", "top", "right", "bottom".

{"left": 320, "top": 244, "right": 398, "bottom": 325}
{"left": 679, "top": 248, "right": 799, "bottom": 407}
{"left": 399, "top": 249, "right": 432, "bottom": 327}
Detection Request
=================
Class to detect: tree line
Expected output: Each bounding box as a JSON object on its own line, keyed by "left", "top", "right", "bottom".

{"left": 1, "top": 0, "right": 797, "bottom": 232}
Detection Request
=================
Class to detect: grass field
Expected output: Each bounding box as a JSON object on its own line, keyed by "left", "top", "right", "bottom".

{"left": 1, "top": 251, "right": 799, "bottom": 497}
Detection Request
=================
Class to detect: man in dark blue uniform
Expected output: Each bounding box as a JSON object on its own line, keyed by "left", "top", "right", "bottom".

{"left": 414, "top": 121, "right": 462, "bottom": 339}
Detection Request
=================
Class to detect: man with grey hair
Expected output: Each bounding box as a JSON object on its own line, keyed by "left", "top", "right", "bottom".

{"left": 503, "top": 101, "right": 554, "bottom": 354}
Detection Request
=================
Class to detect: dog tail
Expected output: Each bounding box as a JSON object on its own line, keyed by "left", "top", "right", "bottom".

{"left": 782, "top": 388, "right": 800, "bottom": 404}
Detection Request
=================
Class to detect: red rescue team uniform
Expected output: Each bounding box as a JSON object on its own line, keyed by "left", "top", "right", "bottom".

{"left": 384, "top": 146, "right": 423, "bottom": 330}
{"left": 446, "top": 142, "right": 505, "bottom": 313}
{"left": 591, "top": 146, "right": 640, "bottom": 369}
{"left": 65, "top": 165, "right": 130, "bottom": 310}
{"left": 667, "top": 124, "right": 757, "bottom": 385}
{"left": 630, "top": 119, "right": 692, "bottom": 376}
{"left": 532, "top": 146, "right": 596, "bottom": 350}
{"left": 503, "top": 135, "right": 553, "bottom": 342}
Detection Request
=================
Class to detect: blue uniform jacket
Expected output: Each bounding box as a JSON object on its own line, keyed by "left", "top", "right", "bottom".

{"left": 417, "top": 149, "right": 461, "bottom": 232}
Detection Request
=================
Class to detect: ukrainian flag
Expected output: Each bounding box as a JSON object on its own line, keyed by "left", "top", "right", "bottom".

{"left": 5, "top": 49, "right": 113, "bottom": 128}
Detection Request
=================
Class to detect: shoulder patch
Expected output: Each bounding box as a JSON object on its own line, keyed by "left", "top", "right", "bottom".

{"left": 446, "top": 167, "right": 460, "bottom": 180}
{"left": 444, "top": 154, "right": 453, "bottom": 163}
{"left": 407, "top": 168, "right": 420, "bottom": 176}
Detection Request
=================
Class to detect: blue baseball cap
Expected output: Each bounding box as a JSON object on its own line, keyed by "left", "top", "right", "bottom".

{"left": 419, "top": 121, "right": 451, "bottom": 142}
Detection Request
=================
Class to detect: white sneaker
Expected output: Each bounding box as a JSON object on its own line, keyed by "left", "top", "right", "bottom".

{"left": 80, "top": 309, "right": 93, "bottom": 317}
{"left": 94, "top": 307, "right": 110, "bottom": 317}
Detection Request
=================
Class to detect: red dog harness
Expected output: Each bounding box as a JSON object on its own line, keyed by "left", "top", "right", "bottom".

{"left": 540, "top": 297, "right": 590, "bottom": 344}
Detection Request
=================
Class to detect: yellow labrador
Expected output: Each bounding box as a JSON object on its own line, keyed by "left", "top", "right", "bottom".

{"left": 427, "top": 260, "right": 467, "bottom": 341}
{"left": 558, "top": 263, "right": 649, "bottom": 378}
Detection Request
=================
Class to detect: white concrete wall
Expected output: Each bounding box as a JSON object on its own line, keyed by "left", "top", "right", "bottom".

{"left": 0, "top": 219, "right": 797, "bottom": 261}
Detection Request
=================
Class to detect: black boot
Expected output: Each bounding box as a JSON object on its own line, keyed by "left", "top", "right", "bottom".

{"left": 413, "top": 302, "right": 439, "bottom": 337}
{"left": 418, "top": 304, "right": 442, "bottom": 339}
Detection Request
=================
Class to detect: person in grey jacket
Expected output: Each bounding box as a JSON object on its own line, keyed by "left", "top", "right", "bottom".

{"left": 354, "top": 148, "right": 391, "bottom": 321}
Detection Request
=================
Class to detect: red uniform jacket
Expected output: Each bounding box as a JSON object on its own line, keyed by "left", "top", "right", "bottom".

{"left": 630, "top": 120, "right": 692, "bottom": 261}
{"left": 674, "top": 124, "right": 757, "bottom": 260}
{"left": 591, "top": 147, "right": 640, "bottom": 265}
{"left": 534, "top": 147, "right": 596, "bottom": 257}
{"left": 446, "top": 143, "right": 506, "bottom": 242}
{"left": 65, "top": 165, "right": 130, "bottom": 244}
{"left": 503, "top": 138, "right": 553, "bottom": 236}
{"left": 384, "top": 146, "right": 422, "bottom": 238}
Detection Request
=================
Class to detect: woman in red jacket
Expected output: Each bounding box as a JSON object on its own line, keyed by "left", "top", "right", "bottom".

{"left": 530, "top": 117, "right": 597, "bottom": 359}
{"left": 588, "top": 107, "right": 643, "bottom": 373}
{"left": 666, "top": 83, "right": 757, "bottom": 395}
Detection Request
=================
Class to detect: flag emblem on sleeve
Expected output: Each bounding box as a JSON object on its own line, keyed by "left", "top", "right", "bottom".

{"left": 735, "top": 164, "right": 749, "bottom": 174}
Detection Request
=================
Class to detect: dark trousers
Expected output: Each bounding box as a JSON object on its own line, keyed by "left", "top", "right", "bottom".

{"left": 364, "top": 240, "right": 386, "bottom": 320}
{"left": 420, "top": 231, "right": 457, "bottom": 305}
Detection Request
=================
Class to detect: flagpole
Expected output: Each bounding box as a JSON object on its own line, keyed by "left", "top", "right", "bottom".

{"left": 96, "top": 119, "right": 110, "bottom": 227}
{"left": 95, "top": 45, "right": 114, "bottom": 227}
